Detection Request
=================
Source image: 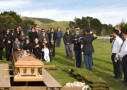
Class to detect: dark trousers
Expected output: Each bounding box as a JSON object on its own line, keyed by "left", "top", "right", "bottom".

{"left": 84, "top": 54, "right": 92, "bottom": 71}
{"left": 41, "top": 51, "right": 44, "bottom": 60}
{"left": 0, "top": 48, "right": 3, "bottom": 60}
{"left": 75, "top": 50, "right": 82, "bottom": 68}
{"left": 56, "top": 38, "right": 61, "bottom": 47}
{"left": 33, "top": 49, "right": 41, "bottom": 59}
{"left": 5, "top": 47, "right": 12, "bottom": 61}
{"left": 65, "top": 44, "right": 73, "bottom": 58}
{"left": 122, "top": 55, "right": 127, "bottom": 82}
{"left": 111, "top": 53, "right": 122, "bottom": 78}
{"left": 50, "top": 45, "right": 55, "bottom": 57}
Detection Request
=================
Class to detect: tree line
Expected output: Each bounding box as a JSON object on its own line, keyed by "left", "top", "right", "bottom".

{"left": 0, "top": 11, "right": 35, "bottom": 33}
{"left": 69, "top": 16, "right": 114, "bottom": 35}
{"left": 0, "top": 11, "right": 127, "bottom": 36}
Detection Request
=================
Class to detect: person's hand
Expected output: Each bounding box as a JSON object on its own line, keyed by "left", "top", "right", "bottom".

{"left": 118, "top": 55, "right": 122, "bottom": 61}
{"left": 8, "top": 41, "right": 11, "bottom": 44}
{"left": 36, "top": 45, "right": 39, "bottom": 48}
{"left": 3, "top": 39, "right": 5, "bottom": 42}
{"left": 66, "top": 43, "right": 70, "bottom": 45}
{"left": 93, "top": 34, "right": 96, "bottom": 37}
{"left": 26, "top": 50, "right": 29, "bottom": 52}
{"left": 51, "top": 40, "right": 54, "bottom": 43}
{"left": 17, "top": 49, "right": 21, "bottom": 51}
{"left": 51, "top": 40, "right": 54, "bottom": 45}
{"left": 118, "top": 55, "right": 121, "bottom": 59}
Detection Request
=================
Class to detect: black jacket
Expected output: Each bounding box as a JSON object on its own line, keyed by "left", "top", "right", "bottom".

{"left": 11, "top": 33, "right": 17, "bottom": 43}
{"left": 22, "top": 43, "right": 33, "bottom": 52}
{"left": 63, "top": 33, "right": 73, "bottom": 45}
{"left": 32, "top": 42, "right": 41, "bottom": 59}
{"left": 82, "top": 34, "right": 96, "bottom": 54}
{"left": 0, "top": 34, "right": 5, "bottom": 48}
{"left": 40, "top": 43, "right": 50, "bottom": 50}
{"left": 48, "top": 32, "right": 57, "bottom": 46}
{"left": 33, "top": 42, "right": 41, "bottom": 53}
{"left": 15, "top": 31, "right": 21, "bottom": 39}
{"left": 4, "top": 33, "right": 12, "bottom": 48}
{"left": 29, "top": 32, "right": 38, "bottom": 42}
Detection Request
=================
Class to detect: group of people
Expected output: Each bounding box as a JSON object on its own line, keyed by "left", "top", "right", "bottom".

{"left": 0, "top": 26, "right": 63, "bottom": 62}
{"left": 0, "top": 25, "right": 97, "bottom": 71}
{"left": 63, "top": 28, "right": 97, "bottom": 70}
{"left": 111, "top": 26, "right": 127, "bottom": 84}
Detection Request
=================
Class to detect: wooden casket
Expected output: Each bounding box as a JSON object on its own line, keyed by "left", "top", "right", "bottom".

{"left": 12, "top": 50, "right": 44, "bottom": 82}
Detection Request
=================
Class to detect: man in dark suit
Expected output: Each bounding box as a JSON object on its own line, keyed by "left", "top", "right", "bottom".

{"left": 4, "top": 29, "right": 12, "bottom": 61}
{"left": 48, "top": 28, "right": 56, "bottom": 57}
{"left": 82, "top": 28, "right": 97, "bottom": 71}
{"left": 28, "top": 27, "right": 38, "bottom": 43}
{"left": 0, "top": 32, "right": 5, "bottom": 60}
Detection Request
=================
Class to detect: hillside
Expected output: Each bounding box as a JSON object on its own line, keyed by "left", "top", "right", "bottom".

{"left": 24, "top": 17, "right": 55, "bottom": 24}
{"left": 22, "top": 16, "right": 69, "bottom": 31}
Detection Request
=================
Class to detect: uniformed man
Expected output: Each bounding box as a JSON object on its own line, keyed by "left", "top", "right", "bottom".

{"left": 73, "top": 28, "right": 82, "bottom": 67}
{"left": 82, "top": 28, "right": 96, "bottom": 71}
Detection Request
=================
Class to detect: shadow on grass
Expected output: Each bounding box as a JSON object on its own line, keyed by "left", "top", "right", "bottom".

{"left": 53, "top": 52, "right": 74, "bottom": 67}
{"left": 93, "top": 63, "right": 113, "bottom": 73}
{"left": 93, "top": 57, "right": 112, "bottom": 65}
{"left": 93, "top": 68, "right": 127, "bottom": 90}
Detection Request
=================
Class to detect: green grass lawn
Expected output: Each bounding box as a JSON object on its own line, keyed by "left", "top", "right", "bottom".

{"left": 0, "top": 40, "right": 127, "bottom": 90}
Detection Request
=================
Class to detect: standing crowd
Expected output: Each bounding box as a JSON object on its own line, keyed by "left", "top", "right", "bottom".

{"left": 111, "top": 26, "right": 127, "bottom": 84}
{"left": 0, "top": 25, "right": 97, "bottom": 71}
{"left": 0, "top": 26, "right": 63, "bottom": 62}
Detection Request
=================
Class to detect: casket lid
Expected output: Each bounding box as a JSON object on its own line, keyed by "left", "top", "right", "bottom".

{"left": 15, "top": 56, "right": 44, "bottom": 67}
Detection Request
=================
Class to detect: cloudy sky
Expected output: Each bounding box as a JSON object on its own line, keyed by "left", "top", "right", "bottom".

{"left": 0, "top": 0, "right": 127, "bottom": 25}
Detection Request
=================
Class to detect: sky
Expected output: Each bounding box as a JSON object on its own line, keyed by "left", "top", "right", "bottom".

{"left": 0, "top": 0, "right": 127, "bottom": 26}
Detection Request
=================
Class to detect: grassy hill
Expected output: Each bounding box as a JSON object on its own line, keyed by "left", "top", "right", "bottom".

{"left": 22, "top": 17, "right": 69, "bottom": 31}
{"left": 24, "top": 17, "right": 55, "bottom": 24}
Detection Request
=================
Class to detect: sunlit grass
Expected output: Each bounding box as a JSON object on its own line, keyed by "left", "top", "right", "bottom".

{"left": 1, "top": 40, "right": 127, "bottom": 90}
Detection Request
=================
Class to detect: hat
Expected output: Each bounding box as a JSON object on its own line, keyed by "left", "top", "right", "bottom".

{"left": 85, "top": 28, "right": 91, "bottom": 33}
{"left": 66, "top": 28, "right": 70, "bottom": 30}
{"left": 75, "top": 27, "right": 80, "bottom": 30}
{"left": 113, "top": 29, "right": 119, "bottom": 35}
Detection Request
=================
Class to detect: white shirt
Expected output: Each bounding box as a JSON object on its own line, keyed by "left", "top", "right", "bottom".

{"left": 43, "top": 48, "right": 50, "bottom": 62}
{"left": 112, "top": 36, "right": 123, "bottom": 54}
{"left": 119, "top": 39, "right": 127, "bottom": 58}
